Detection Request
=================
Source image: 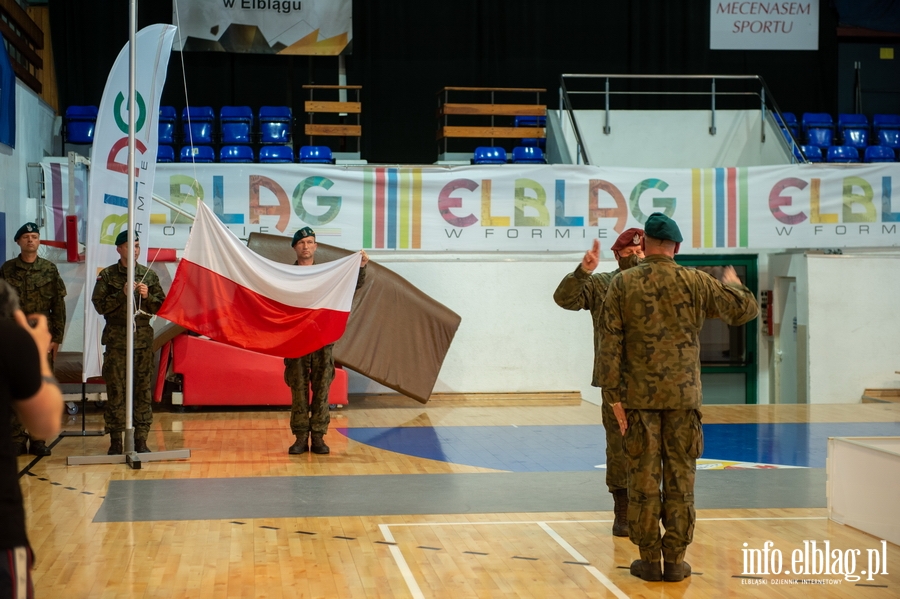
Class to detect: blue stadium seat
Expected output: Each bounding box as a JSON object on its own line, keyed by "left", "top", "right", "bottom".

{"left": 180, "top": 145, "right": 215, "bottom": 163}
{"left": 259, "top": 145, "right": 294, "bottom": 163}
{"left": 511, "top": 146, "right": 545, "bottom": 164}
{"left": 158, "top": 106, "right": 177, "bottom": 145}
{"left": 157, "top": 145, "right": 175, "bottom": 163}
{"left": 800, "top": 145, "right": 822, "bottom": 163}
{"left": 775, "top": 112, "right": 800, "bottom": 140}
{"left": 514, "top": 115, "right": 546, "bottom": 149}
{"left": 259, "top": 106, "right": 292, "bottom": 144}
{"left": 472, "top": 146, "right": 507, "bottom": 165}
{"left": 801, "top": 112, "right": 834, "bottom": 147}
{"left": 826, "top": 145, "right": 859, "bottom": 163}
{"left": 298, "top": 145, "right": 334, "bottom": 164}
{"left": 873, "top": 114, "right": 900, "bottom": 151}
{"left": 181, "top": 106, "right": 215, "bottom": 145}
{"left": 65, "top": 105, "right": 99, "bottom": 144}
{"left": 220, "top": 106, "right": 253, "bottom": 145}
{"left": 864, "top": 145, "right": 896, "bottom": 163}
{"left": 837, "top": 114, "right": 869, "bottom": 149}
{"left": 220, "top": 145, "right": 255, "bottom": 163}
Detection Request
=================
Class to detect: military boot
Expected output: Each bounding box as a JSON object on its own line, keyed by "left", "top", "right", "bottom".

{"left": 310, "top": 434, "right": 330, "bottom": 455}
{"left": 29, "top": 440, "right": 51, "bottom": 456}
{"left": 288, "top": 434, "right": 309, "bottom": 455}
{"left": 108, "top": 434, "right": 124, "bottom": 455}
{"left": 134, "top": 438, "right": 151, "bottom": 453}
{"left": 663, "top": 561, "right": 692, "bottom": 582}
{"left": 611, "top": 489, "right": 629, "bottom": 537}
{"left": 630, "top": 559, "right": 662, "bottom": 582}
{"left": 12, "top": 440, "right": 28, "bottom": 456}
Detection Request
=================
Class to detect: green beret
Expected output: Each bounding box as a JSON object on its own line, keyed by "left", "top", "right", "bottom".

{"left": 115, "top": 230, "right": 138, "bottom": 246}
{"left": 291, "top": 226, "right": 316, "bottom": 247}
{"left": 14, "top": 222, "right": 39, "bottom": 241}
{"left": 644, "top": 212, "right": 683, "bottom": 243}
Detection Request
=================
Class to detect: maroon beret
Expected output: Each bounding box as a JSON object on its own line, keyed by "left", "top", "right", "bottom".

{"left": 610, "top": 228, "right": 644, "bottom": 252}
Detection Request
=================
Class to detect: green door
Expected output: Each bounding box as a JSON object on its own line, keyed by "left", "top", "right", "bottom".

{"left": 674, "top": 255, "right": 759, "bottom": 404}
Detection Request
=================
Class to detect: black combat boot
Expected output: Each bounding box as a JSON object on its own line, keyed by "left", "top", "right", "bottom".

{"left": 663, "top": 561, "right": 692, "bottom": 582}
{"left": 611, "top": 489, "right": 629, "bottom": 537}
{"left": 310, "top": 434, "right": 330, "bottom": 454}
{"left": 134, "top": 438, "right": 151, "bottom": 453}
{"left": 29, "top": 440, "right": 52, "bottom": 456}
{"left": 108, "top": 434, "right": 124, "bottom": 455}
{"left": 12, "top": 440, "right": 28, "bottom": 456}
{"left": 288, "top": 434, "right": 309, "bottom": 455}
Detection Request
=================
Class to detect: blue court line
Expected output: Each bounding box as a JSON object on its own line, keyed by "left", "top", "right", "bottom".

{"left": 338, "top": 422, "right": 900, "bottom": 472}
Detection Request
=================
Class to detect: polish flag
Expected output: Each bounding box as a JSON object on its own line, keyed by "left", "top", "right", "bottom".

{"left": 158, "top": 200, "right": 362, "bottom": 358}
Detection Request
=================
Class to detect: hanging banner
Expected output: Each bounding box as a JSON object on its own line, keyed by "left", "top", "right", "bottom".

{"left": 132, "top": 162, "right": 900, "bottom": 252}
{"left": 83, "top": 24, "right": 176, "bottom": 381}
{"left": 173, "top": 0, "right": 352, "bottom": 55}
{"left": 710, "top": 1, "right": 819, "bottom": 50}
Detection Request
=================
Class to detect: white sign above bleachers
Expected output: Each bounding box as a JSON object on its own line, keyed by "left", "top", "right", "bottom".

{"left": 710, "top": 1, "right": 819, "bottom": 50}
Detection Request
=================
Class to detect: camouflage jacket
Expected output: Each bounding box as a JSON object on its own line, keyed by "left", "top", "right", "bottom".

{"left": 553, "top": 264, "right": 619, "bottom": 387}
{"left": 91, "top": 262, "right": 165, "bottom": 348}
{"left": 0, "top": 256, "right": 67, "bottom": 344}
{"left": 599, "top": 254, "right": 759, "bottom": 410}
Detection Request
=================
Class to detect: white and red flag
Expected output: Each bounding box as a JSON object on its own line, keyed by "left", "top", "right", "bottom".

{"left": 158, "top": 200, "right": 362, "bottom": 358}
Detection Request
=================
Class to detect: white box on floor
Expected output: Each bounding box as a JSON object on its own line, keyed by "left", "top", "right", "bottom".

{"left": 827, "top": 436, "right": 900, "bottom": 545}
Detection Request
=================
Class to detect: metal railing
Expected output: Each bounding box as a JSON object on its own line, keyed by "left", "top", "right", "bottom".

{"left": 558, "top": 74, "right": 805, "bottom": 165}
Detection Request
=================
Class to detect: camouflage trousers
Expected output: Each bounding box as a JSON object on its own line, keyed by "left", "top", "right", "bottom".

{"left": 284, "top": 344, "right": 334, "bottom": 437}
{"left": 102, "top": 344, "right": 155, "bottom": 441}
{"left": 9, "top": 354, "right": 55, "bottom": 444}
{"left": 623, "top": 408, "right": 703, "bottom": 564}
{"left": 601, "top": 399, "right": 627, "bottom": 492}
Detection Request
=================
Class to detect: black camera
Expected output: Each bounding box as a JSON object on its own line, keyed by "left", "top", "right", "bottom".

{"left": 0, "top": 280, "right": 21, "bottom": 319}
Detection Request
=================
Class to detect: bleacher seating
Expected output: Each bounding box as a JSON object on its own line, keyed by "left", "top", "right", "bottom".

{"left": 182, "top": 106, "right": 215, "bottom": 145}
{"left": 472, "top": 146, "right": 507, "bottom": 164}
{"left": 298, "top": 145, "right": 334, "bottom": 164}
{"left": 220, "top": 106, "right": 253, "bottom": 145}
{"left": 220, "top": 145, "right": 254, "bottom": 163}
{"left": 180, "top": 145, "right": 215, "bottom": 163}
{"left": 873, "top": 114, "right": 900, "bottom": 152}
{"left": 837, "top": 114, "right": 869, "bottom": 149}
{"left": 864, "top": 145, "right": 896, "bottom": 163}
{"left": 775, "top": 112, "right": 800, "bottom": 141}
{"left": 826, "top": 145, "right": 859, "bottom": 163}
{"left": 511, "top": 146, "right": 545, "bottom": 164}
{"left": 159, "top": 106, "right": 177, "bottom": 145}
{"left": 157, "top": 145, "right": 175, "bottom": 163}
{"left": 802, "top": 112, "right": 834, "bottom": 148}
{"left": 260, "top": 106, "right": 292, "bottom": 144}
{"left": 65, "top": 105, "right": 99, "bottom": 144}
{"left": 800, "top": 145, "right": 822, "bottom": 163}
{"left": 260, "top": 145, "right": 294, "bottom": 163}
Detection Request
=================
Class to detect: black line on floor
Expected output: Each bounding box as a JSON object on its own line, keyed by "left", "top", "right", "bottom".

{"left": 260, "top": 526, "right": 279, "bottom": 530}
{"left": 418, "top": 546, "right": 441, "bottom": 551}
{"left": 564, "top": 561, "right": 590, "bottom": 566}
{"left": 732, "top": 575, "right": 763, "bottom": 579}
{"left": 513, "top": 556, "right": 538, "bottom": 561}
{"left": 463, "top": 551, "right": 488, "bottom": 555}
{"left": 375, "top": 541, "right": 396, "bottom": 545}
{"left": 230, "top": 521, "right": 246, "bottom": 525}
{"left": 296, "top": 530, "right": 316, "bottom": 535}
{"left": 334, "top": 536, "right": 355, "bottom": 540}
{"left": 856, "top": 584, "right": 888, "bottom": 588}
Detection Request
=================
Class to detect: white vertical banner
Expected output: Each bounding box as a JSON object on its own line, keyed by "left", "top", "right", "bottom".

{"left": 83, "top": 24, "right": 177, "bottom": 381}
{"left": 710, "top": 1, "right": 819, "bottom": 50}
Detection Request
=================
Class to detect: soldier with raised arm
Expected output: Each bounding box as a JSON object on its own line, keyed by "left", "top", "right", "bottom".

{"left": 553, "top": 228, "right": 644, "bottom": 536}
{"left": 600, "top": 213, "right": 759, "bottom": 583}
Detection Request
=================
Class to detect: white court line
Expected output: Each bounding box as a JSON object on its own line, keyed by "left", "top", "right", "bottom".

{"left": 380, "top": 516, "right": 828, "bottom": 598}
{"left": 538, "top": 522, "right": 630, "bottom": 599}
{"left": 379, "top": 524, "right": 425, "bottom": 599}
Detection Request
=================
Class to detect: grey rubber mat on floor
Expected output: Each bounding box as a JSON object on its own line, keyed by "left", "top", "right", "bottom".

{"left": 93, "top": 469, "right": 825, "bottom": 523}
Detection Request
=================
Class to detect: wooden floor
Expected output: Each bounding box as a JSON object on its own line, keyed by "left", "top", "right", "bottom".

{"left": 18, "top": 398, "right": 900, "bottom": 598}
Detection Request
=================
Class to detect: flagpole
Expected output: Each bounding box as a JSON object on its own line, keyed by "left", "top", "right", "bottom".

{"left": 124, "top": 0, "right": 138, "bottom": 464}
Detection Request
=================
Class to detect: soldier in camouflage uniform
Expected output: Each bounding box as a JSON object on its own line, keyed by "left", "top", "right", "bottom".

{"left": 91, "top": 231, "right": 165, "bottom": 455}
{"left": 599, "top": 213, "right": 759, "bottom": 583}
{"left": 285, "top": 226, "right": 368, "bottom": 455}
{"left": 553, "top": 227, "right": 644, "bottom": 536}
{"left": 0, "top": 223, "right": 67, "bottom": 456}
